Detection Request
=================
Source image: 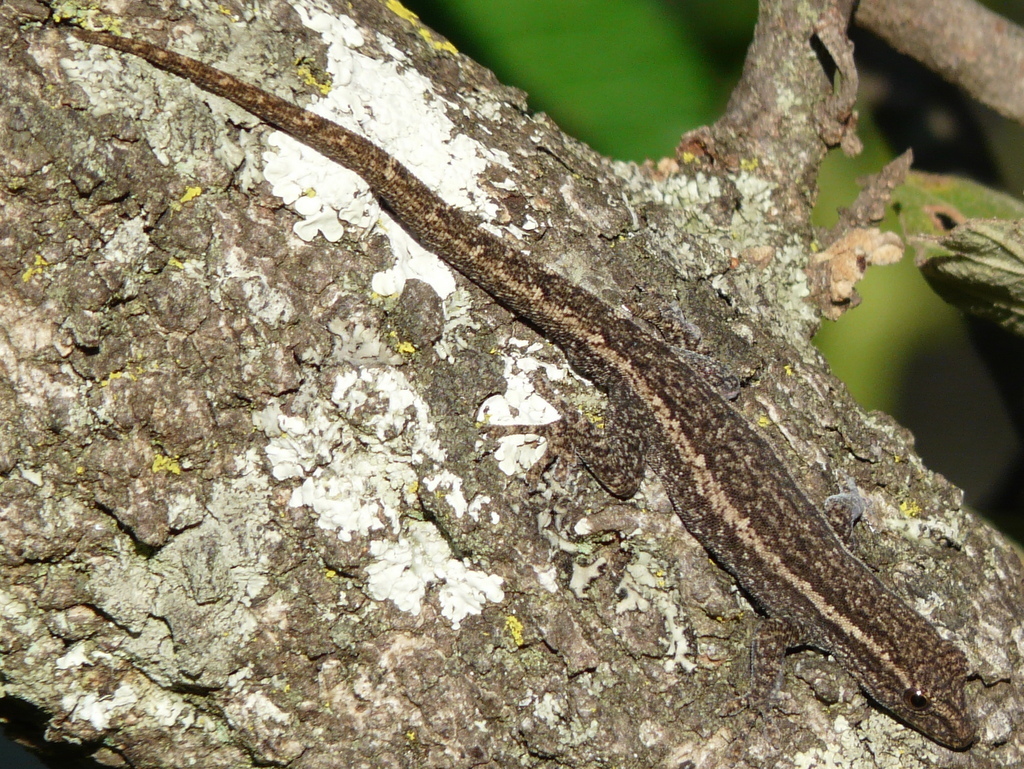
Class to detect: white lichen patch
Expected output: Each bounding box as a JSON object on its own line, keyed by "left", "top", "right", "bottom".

{"left": 148, "top": 693, "right": 196, "bottom": 729}
{"left": 19, "top": 467, "right": 43, "bottom": 486}
{"left": 217, "top": 245, "right": 295, "bottom": 327}
{"left": 627, "top": 166, "right": 723, "bottom": 241}
{"left": 569, "top": 558, "right": 607, "bottom": 599}
{"left": 63, "top": 682, "right": 139, "bottom": 731}
{"left": 264, "top": 4, "right": 511, "bottom": 298}
{"left": 260, "top": 368, "right": 442, "bottom": 540}
{"left": 431, "top": 287, "right": 483, "bottom": 364}
{"left": 56, "top": 642, "right": 101, "bottom": 670}
{"left": 369, "top": 220, "right": 457, "bottom": 299}
{"left": 422, "top": 469, "right": 494, "bottom": 522}
{"left": 533, "top": 690, "right": 565, "bottom": 726}
{"left": 618, "top": 159, "right": 820, "bottom": 324}
{"left": 61, "top": 666, "right": 199, "bottom": 730}
{"left": 477, "top": 339, "right": 564, "bottom": 476}
{"left": 239, "top": 690, "right": 292, "bottom": 725}
{"left": 886, "top": 502, "right": 966, "bottom": 547}
{"left": 331, "top": 368, "right": 445, "bottom": 455}
{"left": 328, "top": 319, "right": 405, "bottom": 366}
{"left": 533, "top": 565, "right": 560, "bottom": 593}
{"left": 615, "top": 552, "right": 695, "bottom": 672}
{"left": 100, "top": 215, "right": 152, "bottom": 265}
{"left": 792, "top": 714, "right": 890, "bottom": 769}
{"left": 258, "top": 363, "right": 504, "bottom": 627}
{"left": 60, "top": 36, "right": 247, "bottom": 174}
{"left": 365, "top": 521, "right": 504, "bottom": 630}
{"left": 731, "top": 171, "right": 776, "bottom": 230}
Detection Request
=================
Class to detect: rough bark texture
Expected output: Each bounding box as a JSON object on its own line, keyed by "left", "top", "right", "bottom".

{"left": 1, "top": 0, "right": 1022, "bottom": 767}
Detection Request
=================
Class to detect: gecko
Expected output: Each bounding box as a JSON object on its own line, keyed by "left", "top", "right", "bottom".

{"left": 65, "top": 24, "right": 977, "bottom": 749}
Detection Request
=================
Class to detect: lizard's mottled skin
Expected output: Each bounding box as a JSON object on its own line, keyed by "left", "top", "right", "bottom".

{"left": 70, "top": 27, "right": 977, "bottom": 749}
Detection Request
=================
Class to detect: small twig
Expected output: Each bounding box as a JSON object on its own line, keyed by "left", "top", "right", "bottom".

{"left": 856, "top": 0, "right": 1024, "bottom": 126}
{"left": 809, "top": 150, "right": 912, "bottom": 318}
{"left": 828, "top": 149, "right": 914, "bottom": 240}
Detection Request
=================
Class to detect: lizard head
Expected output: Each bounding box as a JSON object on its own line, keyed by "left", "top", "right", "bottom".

{"left": 860, "top": 638, "right": 977, "bottom": 750}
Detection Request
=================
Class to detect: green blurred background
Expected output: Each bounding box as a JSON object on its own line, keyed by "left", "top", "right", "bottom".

{"left": 403, "top": 0, "right": 1024, "bottom": 534}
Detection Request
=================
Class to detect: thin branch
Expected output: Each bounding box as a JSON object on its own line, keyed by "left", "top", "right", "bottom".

{"left": 711, "top": 0, "right": 859, "bottom": 225}
{"left": 829, "top": 148, "right": 913, "bottom": 238}
{"left": 856, "top": 0, "right": 1024, "bottom": 126}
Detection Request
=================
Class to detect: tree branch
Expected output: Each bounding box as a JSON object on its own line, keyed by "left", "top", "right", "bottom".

{"left": 708, "top": 0, "right": 859, "bottom": 225}
{"left": 0, "top": 0, "right": 1016, "bottom": 766}
{"left": 856, "top": 0, "right": 1024, "bottom": 126}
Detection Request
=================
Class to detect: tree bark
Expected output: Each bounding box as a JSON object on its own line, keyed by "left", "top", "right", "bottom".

{"left": 856, "top": 0, "right": 1024, "bottom": 127}
{"left": 1, "top": 0, "right": 1020, "bottom": 767}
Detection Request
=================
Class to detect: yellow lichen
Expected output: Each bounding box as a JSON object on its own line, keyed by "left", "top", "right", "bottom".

{"left": 505, "top": 614, "right": 524, "bottom": 647}
{"left": 22, "top": 254, "right": 50, "bottom": 283}
{"left": 99, "top": 369, "right": 138, "bottom": 387}
{"left": 900, "top": 499, "right": 923, "bottom": 518}
{"left": 180, "top": 186, "right": 202, "bottom": 204}
{"left": 295, "top": 59, "right": 332, "bottom": 96}
{"left": 151, "top": 454, "right": 182, "bottom": 475}
{"left": 386, "top": 0, "right": 458, "bottom": 54}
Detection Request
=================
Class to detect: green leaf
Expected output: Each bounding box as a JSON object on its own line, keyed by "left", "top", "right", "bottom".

{"left": 893, "top": 171, "right": 1024, "bottom": 237}
{"left": 922, "top": 219, "right": 1024, "bottom": 336}
{"left": 893, "top": 172, "right": 1024, "bottom": 336}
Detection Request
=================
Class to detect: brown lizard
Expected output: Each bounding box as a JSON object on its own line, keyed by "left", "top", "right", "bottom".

{"left": 65, "top": 24, "right": 977, "bottom": 749}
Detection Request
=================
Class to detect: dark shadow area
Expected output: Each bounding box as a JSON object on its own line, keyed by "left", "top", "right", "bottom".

{"left": 0, "top": 697, "right": 103, "bottom": 769}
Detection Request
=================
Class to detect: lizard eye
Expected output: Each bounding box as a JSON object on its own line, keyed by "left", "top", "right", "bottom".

{"left": 903, "top": 688, "right": 931, "bottom": 711}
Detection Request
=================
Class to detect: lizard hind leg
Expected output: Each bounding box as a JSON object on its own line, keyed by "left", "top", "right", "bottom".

{"left": 483, "top": 381, "right": 647, "bottom": 499}
{"left": 524, "top": 377, "right": 648, "bottom": 499}
{"left": 563, "top": 391, "right": 647, "bottom": 499}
